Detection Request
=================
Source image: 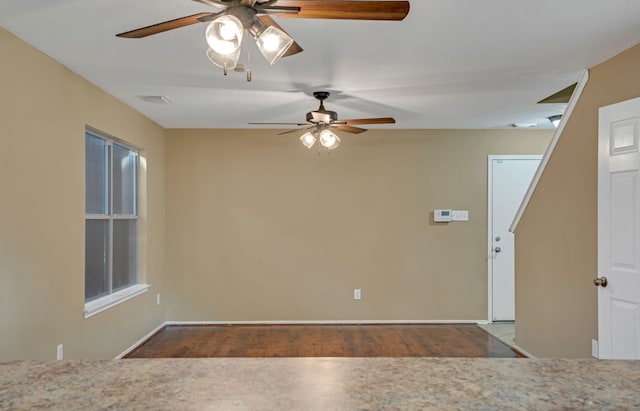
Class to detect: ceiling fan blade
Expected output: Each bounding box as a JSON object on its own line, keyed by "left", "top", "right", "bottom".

{"left": 340, "top": 117, "right": 396, "bottom": 125}
{"left": 282, "top": 40, "right": 304, "bottom": 57}
{"left": 255, "top": 5, "right": 301, "bottom": 14}
{"left": 335, "top": 125, "right": 368, "bottom": 134}
{"left": 191, "top": 0, "right": 223, "bottom": 6}
{"left": 257, "top": 15, "right": 303, "bottom": 57}
{"left": 249, "top": 122, "right": 309, "bottom": 126}
{"left": 273, "top": 1, "right": 410, "bottom": 20}
{"left": 278, "top": 128, "right": 307, "bottom": 135}
{"left": 116, "top": 12, "right": 214, "bottom": 38}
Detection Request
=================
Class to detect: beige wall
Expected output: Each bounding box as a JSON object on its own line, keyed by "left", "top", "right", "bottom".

{"left": 515, "top": 43, "right": 640, "bottom": 357}
{"left": 165, "top": 129, "right": 551, "bottom": 321}
{"left": 0, "top": 29, "right": 166, "bottom": 360}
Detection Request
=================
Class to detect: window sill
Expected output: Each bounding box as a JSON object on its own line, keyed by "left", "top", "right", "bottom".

{"left": 84, "top": 284, "right": 151, "bottom": 319}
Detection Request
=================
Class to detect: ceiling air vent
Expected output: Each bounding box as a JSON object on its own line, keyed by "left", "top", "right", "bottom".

{"left": 138, "top": 95, "right": 172, "bottom": 104}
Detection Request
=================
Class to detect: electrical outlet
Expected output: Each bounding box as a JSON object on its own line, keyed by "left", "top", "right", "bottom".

{"left": 56, "top": 344, "right": 63, "bottom": 360}
{"left": 592, "top": 339, "right": 599, "bottom": 358}
{"left": 156, "top": 293, "right": 161, "bottom": 306}
{"left": 354, "top": 289, "right": 361, "bottom": 300}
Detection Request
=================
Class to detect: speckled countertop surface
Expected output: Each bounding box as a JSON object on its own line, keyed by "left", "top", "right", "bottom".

{"left": 1, "top": 358, "right": 639, "bottom": 410}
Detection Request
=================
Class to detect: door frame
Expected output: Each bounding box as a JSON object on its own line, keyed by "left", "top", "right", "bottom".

{"left": 487, "top": 155, "right": 542, "bottom": 322}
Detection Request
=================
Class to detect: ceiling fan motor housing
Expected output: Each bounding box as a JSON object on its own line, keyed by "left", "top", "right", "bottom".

{"left": 313, "top": 91, "right": 330, "bottom": 101}
{"left": 308, "top": 91, "right": 337, "bottom": 123}
{"left": 307, "top": 109, "right": 337, "bottom": 124}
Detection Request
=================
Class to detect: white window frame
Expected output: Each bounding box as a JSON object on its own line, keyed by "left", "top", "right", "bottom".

{"left": 84, "top": 129, "right": 149, "bottom": 319}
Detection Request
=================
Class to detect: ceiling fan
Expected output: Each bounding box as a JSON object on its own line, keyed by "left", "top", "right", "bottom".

{"left": 117, "top": 0, "right": 410, "bottom": 75}
{"left": 249, "top": 91, "right": 396, "bottom": 150}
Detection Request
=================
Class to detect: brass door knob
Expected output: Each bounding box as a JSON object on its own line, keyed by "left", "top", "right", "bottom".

{"left": 593, "top": 277, "right": 608, "bottom": 287}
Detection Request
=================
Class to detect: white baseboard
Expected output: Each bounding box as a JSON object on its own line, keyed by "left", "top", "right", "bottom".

{"left": 165, "top": 319, "right": 486, "bottom": 326}
{"left": 512, "top": 343, "right": 536, "bottom": 358}
{"left": 115, "top": 321, "right": 168, "bottom": 359}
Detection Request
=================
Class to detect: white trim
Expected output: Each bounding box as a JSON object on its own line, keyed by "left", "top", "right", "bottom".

{"left": 512, "top": 343, "right": 536, "bottom": 358}
{"left": 510, "top": 69, "right": 590, "bottom": 233}
{"left": 83, "top": 284, "right": 150, "bottom": 319}
{"left": 115, "top": 321, "right": 167, "bottom": 359}
{"left": 165, "top": 319, "right": 485, "bottom": 325}
{"left": 487, "top": 155, "right": 543, "bottom": 322}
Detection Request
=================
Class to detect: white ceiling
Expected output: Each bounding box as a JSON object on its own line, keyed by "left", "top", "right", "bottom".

{"left": 2, "top": 1, "right": 640, "bottom": 130}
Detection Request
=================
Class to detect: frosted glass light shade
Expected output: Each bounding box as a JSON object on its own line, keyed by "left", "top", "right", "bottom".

{"left": 206, "top": 47, "right": 240, "bottom": 70}
{"left": 205, "top": 15, "right": 243, "bottom": 55}
{"left": 319, "top": 129, "right": 340, "bottom": 150}
{"left": 300, "top": 132, "right": 316, "bottom": 149}
{"left": 255, "top": 25, "right": 294, "bottom": 65}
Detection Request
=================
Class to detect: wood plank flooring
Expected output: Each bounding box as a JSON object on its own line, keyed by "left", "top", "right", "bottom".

{"left": 125, "top": 324, "right": 523, "bottom": 358}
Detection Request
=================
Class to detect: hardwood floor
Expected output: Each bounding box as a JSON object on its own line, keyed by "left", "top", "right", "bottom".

{"left": 125, "top": 324, "right": 524, "bottom": 358}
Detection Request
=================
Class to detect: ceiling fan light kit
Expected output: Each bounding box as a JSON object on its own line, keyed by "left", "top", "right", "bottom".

{"left": 298, "top": 128, "right": 340, "bottom": 151}
{"left": 205, "top": 6, "right": 295, "bottom": 69}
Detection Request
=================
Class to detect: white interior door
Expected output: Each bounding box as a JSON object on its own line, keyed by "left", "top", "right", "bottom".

{"left": 597, "top": 97, "right": 640, "bottom": 359}
{"left": 488, "top": 156, "right": 541, "bottom": 321}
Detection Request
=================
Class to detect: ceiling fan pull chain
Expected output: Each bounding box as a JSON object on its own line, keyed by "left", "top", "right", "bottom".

{"left": 246, "top": 41, "right": 252, "bottom": 82}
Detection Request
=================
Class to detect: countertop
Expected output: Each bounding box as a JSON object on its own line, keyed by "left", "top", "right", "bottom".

{"left": 1, "top": 358, "right": 639, "bottom": 410}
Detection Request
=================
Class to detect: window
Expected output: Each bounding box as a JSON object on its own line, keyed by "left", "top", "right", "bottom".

{"left": 85, "top": 129, "right": 147, "bottom": 317}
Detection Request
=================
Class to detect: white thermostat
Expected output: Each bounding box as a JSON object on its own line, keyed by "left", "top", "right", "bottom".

{"left": 434, "top": 209, "right": 452, "bottom": 222}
